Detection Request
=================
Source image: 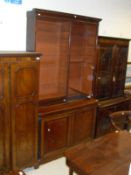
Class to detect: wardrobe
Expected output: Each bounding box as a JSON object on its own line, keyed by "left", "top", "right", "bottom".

{"left": 0, "top": 52, "right": 41, "bottom": 173}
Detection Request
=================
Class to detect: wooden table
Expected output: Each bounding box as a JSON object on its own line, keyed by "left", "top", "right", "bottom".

{"left": 65, "top": 131, "right": 131, "bottom": 175}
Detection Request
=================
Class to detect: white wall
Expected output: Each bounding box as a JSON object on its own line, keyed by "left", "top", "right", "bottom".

{"left": 0, "top": 0, "right": 131, "bottom": 60}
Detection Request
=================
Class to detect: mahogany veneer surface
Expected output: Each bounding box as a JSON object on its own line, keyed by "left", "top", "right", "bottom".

{"left": 65, "top": 131, "right": 131, "bottom": 175}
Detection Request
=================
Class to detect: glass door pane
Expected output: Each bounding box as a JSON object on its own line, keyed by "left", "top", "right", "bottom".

{"left": 36, "top": 18, "right": 70, "bottom": 102}
{"left": 68, "top": 21, "right": 97, "bottom": 99}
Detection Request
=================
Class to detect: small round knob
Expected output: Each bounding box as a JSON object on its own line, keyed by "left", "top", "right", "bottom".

{"left": 19, "top": 172, "right": 24, "bottom": 175}
{"left": 97, "top": 77, "right": 101, "bottom": 80}
{"left": 63, "top": 99, "right": 67, "bottom": 102}
{"left": 90, "top": 65, "right": 95, "bottom": 70}
{"left": 36, "top": 57, "right": 40, "bottom": 60}
{"left": 87, "top": 95, "right": 92, "bottom": 99}
{"left": 47, "top": 128, "right": 51, "bottom": 132}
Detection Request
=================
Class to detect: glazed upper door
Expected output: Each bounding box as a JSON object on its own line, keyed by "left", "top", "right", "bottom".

{"left": 112, "top": 45, "right": 128, "bottom": 97}
{"left": 95, "top": 37, "right": 130, "bottom": 100}
{"left": 10, "top": 59, "right": 39, "bottom": 169}
{"left": 0, "top": 64, "right": 10, "bottom": 172}
{"left": 95, "top": 45, "right": 113, "bottom": 99}
{"left": 68, "top": 21, "right": 98, "bottom": 99}
{"left": 35, "top": 17, "right": 70, "bottom": 102}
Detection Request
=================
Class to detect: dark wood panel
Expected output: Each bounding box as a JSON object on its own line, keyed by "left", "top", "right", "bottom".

{"left": 11, "top": 61, "right": 39, "bottom": 100}
{"left": 0, "top": 64, "right": 10, "bottom": 172}
{"left": 11, "top": 102, "right": 38, "bottom": 169}
{"left": 10, "top": 59, "right": 40, "bottom": 170}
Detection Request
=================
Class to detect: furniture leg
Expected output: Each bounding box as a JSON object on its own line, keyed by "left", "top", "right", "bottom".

{"left": 69, "top": 168, "right": 73, "bottom": 175}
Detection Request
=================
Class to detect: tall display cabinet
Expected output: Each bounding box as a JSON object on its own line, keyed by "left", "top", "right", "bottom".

{"left": 26, "top": 9, "right": 101, "bottom": 162}
{"left": 0, "top": 52, "right": 41, "bottom": 174}
{"left": 95, "top": 36, "right": 130, "bottom": 99}
{"left": 95, "top": 36, "right": 131, "bottom": 137}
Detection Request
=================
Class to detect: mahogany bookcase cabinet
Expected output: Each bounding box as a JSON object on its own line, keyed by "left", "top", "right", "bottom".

{"left": 26, "top": 9, "right": 101, "bottom": 162}
{"left": 0, "top": 52, "right": 41, "bottom": 174}
{"left": 95, "top": 36, "right": 131, "bottom": 137}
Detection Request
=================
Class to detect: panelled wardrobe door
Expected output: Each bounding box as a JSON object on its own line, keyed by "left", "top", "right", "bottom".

{"left": 10, "top": 57, "right": 40, "bottom": 170}
{"left": 0, "top": 64, "right": 10, "bottom": 173}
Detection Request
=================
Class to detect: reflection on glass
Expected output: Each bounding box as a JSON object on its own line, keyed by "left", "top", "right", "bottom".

{"left": 125, "top": 63, "right": 131, "bottom": 86}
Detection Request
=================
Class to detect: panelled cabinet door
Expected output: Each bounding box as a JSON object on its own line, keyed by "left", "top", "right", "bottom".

{"left": 42, "top": 114, "right": 69, "bottom": 154}
{"left": 72, "top": 107, "right": 96, "bottom": 145}
{"left": 0, "top": 64, "right": 10, "bottom": 172}
{"left": 10, "top": 60, "right": 39, "bottom": 169}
